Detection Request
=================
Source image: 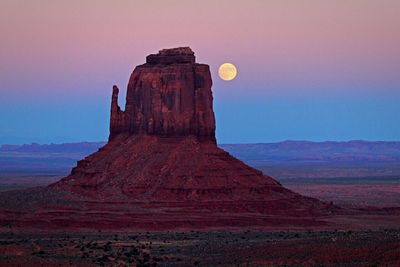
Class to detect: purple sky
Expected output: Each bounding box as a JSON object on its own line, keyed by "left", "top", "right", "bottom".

{"left": 1, "top": 1, "right": 400, "bottom": 144}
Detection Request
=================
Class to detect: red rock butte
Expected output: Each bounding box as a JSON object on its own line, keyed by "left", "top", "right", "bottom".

{"left": 0, "top": 47, "right": 337, "bottom": 230}
{"left": 109, "top": 47, "right": 215, "bottom": 142}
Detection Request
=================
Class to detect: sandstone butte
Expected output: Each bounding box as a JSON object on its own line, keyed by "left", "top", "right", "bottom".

{"left": 0, "top": 47, "right": 341, "bottom": 231}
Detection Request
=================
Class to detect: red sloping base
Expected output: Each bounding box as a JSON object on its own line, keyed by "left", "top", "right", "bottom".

{"left": 0, "top": 135, "right": 337, "bottom": 230}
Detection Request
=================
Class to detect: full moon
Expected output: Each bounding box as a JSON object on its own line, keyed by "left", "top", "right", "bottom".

{"left": 218, "top": 63, "right": 237, "bottom": 81}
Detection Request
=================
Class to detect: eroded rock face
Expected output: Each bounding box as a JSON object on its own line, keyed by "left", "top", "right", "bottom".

{"left": 109, "top": 47, "right": 215, "bottom": 142}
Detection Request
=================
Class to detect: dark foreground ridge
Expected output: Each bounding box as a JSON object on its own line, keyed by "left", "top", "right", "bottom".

{"left": 1, "top": 47, "right": 398, "bottom": 231}
{"left": 2, "top": 230, "right": 400, "bottom": 266}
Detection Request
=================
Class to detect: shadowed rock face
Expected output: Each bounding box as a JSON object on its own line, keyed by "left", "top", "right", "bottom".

{"left": 110, "top": 47, "right": 215, "bottom": 142}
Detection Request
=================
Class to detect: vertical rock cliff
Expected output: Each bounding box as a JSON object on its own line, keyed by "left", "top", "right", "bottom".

{"left": 109, "top": 47, "right": 215, "bottom": 142}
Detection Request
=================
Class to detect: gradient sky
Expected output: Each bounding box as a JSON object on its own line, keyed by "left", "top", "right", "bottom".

{"left": 1, "top": 0, "right": 399, "bottom": 144}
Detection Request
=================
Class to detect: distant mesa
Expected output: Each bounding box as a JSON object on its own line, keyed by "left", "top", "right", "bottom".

{"left": 0, "top": 47, "right": 336, "bottom": 230}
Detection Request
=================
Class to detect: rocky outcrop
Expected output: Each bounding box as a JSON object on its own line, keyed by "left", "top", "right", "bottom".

{"left": 109, "top": 47, "right": 215, "bottom": 142}
{"left": 52, "top": 47, "right": 333, "bottom": 218}
{"left": 109, "top": 86, "right": 125, "bottom": 139}
{"left": 0, "top": 47, "right": 337, "bottom": 231}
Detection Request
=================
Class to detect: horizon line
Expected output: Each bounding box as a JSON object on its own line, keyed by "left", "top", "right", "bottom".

{"left": 2, "top": 139, "right": 400, "bottom": 147}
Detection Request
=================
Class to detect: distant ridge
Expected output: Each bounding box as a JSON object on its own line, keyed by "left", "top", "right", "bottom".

{"left": 2, "top": 140, "right": 400, "bottom": 162}
{"left": 221, "top": 140, "right": 400, "bottom": 162}
{"left": 0, "top": 142, "right": 106, "bottom": 153}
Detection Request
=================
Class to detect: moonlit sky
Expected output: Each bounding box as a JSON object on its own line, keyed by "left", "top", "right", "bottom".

{"left": 1, "top": 0, "right": 399, "bottom": 144}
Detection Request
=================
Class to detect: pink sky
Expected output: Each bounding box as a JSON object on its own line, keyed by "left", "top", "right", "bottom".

{"left": 1, "top": 1, "right": 400, "bottom": 143}
{"left": 1, "top": 0, "right": 399, "bottom": 99}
